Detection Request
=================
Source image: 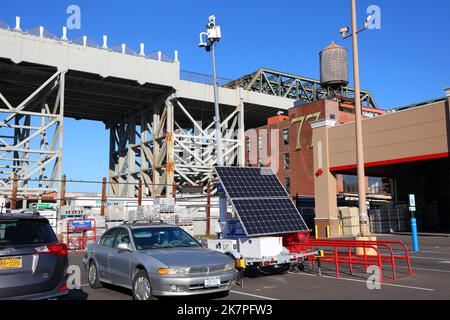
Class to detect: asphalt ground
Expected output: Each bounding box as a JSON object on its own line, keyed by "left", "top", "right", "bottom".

{"left": 65, "top": 234, "right": 450, "bottom": 300}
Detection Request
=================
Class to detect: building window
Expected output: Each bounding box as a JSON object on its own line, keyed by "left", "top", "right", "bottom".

{"left": 258, "top": 135, "right": 263, "bottom": 150}
{"left": 368, "top": 177, "right": 383, "bottom": 195}
{"left": 283, "top": 129, "right": 289, "bottom": 145}
{"left": 343, "top": 176, "right": 387, "bottom": 195}
{"left": 284, "top": 153, "right": 290, "bottom": 170}
{"left": 343, "top": 175, "right": 358, "bottom": 194}
{"left": 285, "top": 177, "right": 291, "bottom": 193}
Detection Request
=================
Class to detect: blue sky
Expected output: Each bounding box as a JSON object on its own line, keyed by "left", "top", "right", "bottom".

{"left": 1, "top": 0, "right": 449, "bottom": 190}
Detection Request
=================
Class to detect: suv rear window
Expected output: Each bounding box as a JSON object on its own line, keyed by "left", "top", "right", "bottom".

{"left": 0, "top": 219, "right": 57, "bottom": 247}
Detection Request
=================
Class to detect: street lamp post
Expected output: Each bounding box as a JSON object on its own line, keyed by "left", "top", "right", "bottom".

{"left": 199, "top": 15, "right": 224, "bottom": 166}
{"left": 340, "top": 0, "right": 372, "bottom": 237}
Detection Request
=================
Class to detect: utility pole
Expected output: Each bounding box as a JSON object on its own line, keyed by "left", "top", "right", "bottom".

{"left": 138, "top": 177, "right": 142, "bottom": 207}
{"left": 340, "top": 0, "right": 373, "bottom": 237}
{"left": 11, "top": 175, "right": 18, "bottom": 210}
{"left": 61, "top": 175, "right": 67, "bottom": 207}
{"left": 101, "top": 177, "right": 107, "bottom": 217}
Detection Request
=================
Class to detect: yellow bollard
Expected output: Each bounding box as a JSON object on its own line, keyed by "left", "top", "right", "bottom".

{"left": 326, "top": 225, "right": 331, "bottom": 239}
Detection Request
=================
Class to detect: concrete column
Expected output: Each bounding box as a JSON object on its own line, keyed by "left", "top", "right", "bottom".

{"left": 311, "top": 119, "right": 340, "bottom": 238}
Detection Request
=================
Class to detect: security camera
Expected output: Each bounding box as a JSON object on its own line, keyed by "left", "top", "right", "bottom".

{"left": 340, "top": 26, "right": 349, "bottom": 38}
{"left": 207, "top": 16, "right": 216, "bottom": 29}
{"left": 364, "top": 15, "right": 372, "bottom": 28}
{"left": 199, "top": 32, "right": 208, "bottom": 48}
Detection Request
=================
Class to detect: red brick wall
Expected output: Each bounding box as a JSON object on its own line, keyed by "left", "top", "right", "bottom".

{"left": 245, "top": 99, "right": 382, "bottom": 197}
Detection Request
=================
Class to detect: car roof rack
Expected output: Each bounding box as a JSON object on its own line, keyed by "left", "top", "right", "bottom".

{"left": 0, "top": 210, "right": 42, "bottom": 218}
{"left": 123, "top": 220, "right": 166, "bottom": 225}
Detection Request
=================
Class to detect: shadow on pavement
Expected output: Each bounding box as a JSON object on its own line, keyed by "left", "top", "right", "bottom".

{"left": 63, "top": 289, "right": 89, "bottom": 300}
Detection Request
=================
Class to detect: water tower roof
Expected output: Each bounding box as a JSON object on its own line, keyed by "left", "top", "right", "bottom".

{"left": 325, "top": 41, "right": 343, "bottom": 49}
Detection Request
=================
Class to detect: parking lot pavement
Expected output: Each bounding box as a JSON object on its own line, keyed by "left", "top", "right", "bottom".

{"left": 66, "top": 234, "right": 450, "bottom": 300}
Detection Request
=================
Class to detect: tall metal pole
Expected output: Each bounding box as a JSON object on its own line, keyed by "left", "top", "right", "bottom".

{"left": 211, "top": 43, "right": 224, "bottom": 166}
{"left": 350, "top": 0, "right": 369, "bottom": 237}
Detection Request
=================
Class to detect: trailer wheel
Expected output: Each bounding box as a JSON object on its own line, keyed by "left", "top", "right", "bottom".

{"left": 298, "top": 263, "right": 305, "bottom": 272}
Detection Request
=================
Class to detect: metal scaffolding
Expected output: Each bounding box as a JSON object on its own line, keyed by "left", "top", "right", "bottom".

{"left": 225, "top": 68, "right": 377, "bottom": 109}
{"left": 108, "top": 94, "right": 245, "bottom": 198}
{"left": 0, "top": 69, "right": 66, "bottom": 198}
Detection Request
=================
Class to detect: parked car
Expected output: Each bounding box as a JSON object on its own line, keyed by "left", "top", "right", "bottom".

{"left": 0, "top": 213, "right": 69, "bottom": 300}
{"left": 83, "top": 222, "right": 238, "bottom": 300}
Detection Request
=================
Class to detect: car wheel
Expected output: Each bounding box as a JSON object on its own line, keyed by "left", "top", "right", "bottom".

{"left": 132, "top": 270, "right": 156, "bottom": 301}
{"left": 88, "top": 261, "right": 103, "bottom": 289}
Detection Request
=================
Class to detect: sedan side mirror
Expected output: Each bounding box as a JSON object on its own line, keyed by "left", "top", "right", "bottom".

{"left": 117, "top": 243, "right": 132, "bottom": 252}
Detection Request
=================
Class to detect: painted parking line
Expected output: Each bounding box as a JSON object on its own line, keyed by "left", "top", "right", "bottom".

{"left": 80, "top": 283, "right": 278, "bottom": 300}
{"left": 230, "top": 290, "right": 279, "bottom": 301}
{"left": 410, "top": 256, "right": 450, "bottom": 262}
{"left": 288, "top": 272, "right": 435, "bottom": 292}
{"left": 419, "top": 250, "right": 450, "bottom": 255}
{"left": 397, "top": 266, "right": 450, "bottom": 274}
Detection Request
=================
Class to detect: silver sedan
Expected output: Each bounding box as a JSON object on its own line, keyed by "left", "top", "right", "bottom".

{"left": 82, "top": 222, "right": 238, "bottom": 300}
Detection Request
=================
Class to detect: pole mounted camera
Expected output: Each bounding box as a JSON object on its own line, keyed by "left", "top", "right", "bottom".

{"left": 197, "top": 14, "right": 224, "bottom": 168}
{"left": 340, "top": 15, "right": 372, "bottom": 39}
{"left": 199, "top": 15, "right": 222, "bottom": 52}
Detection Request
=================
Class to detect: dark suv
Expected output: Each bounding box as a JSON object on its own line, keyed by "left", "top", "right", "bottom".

{"left": 0, "top": 213, "right": 69, "bottom": 300}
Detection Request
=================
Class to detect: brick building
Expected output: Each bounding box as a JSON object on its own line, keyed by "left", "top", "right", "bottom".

{"left": 245, "top": 98, "right": 385, "bottom": 198}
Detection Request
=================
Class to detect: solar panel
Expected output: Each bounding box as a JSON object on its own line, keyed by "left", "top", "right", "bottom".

{"left": 214, "top": 167, "right": 309, "bottom": 237}
{"left": 215, "top": 167, "right": 287, "bottom": 199}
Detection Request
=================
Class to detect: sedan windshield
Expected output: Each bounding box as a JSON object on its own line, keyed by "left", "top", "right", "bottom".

{"left": 132, "top": 227, "right": 201, "bottom": 250}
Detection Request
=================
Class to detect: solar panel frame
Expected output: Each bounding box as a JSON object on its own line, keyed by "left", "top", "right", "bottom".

{"left": 214, "top": 166, "right": 310, "bottom": 237}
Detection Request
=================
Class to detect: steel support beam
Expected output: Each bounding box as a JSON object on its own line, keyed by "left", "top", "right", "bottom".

{"left": 0, "top": 70, "right": 66, "bottom": 200}
{"left": 225, "top": 68, "right": 377, "bottom": 109}
{"left": 107, "top": 93, "right": 244, "bottom": 198}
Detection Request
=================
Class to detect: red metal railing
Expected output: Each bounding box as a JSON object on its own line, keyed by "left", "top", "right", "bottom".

{"left": 284, "top": 234, "right": 413, "bottom": 283}
{"left": 309, "top": 239, "right": 412, "bottom": 280}
{"left": 307, "top": 240, "right": 384, "bottom": 282}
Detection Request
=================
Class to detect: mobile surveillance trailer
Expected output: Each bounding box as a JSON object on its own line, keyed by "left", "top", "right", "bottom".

{"left": 206, "top": 167, "right": 317, "bottom": 275}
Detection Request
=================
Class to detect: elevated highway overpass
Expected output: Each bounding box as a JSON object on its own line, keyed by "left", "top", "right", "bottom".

{"left": 0, "top": 23, "right": 294, "bottom": 199}
{"left": 0, "top": 18, "right": 377, "bottom": 200}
